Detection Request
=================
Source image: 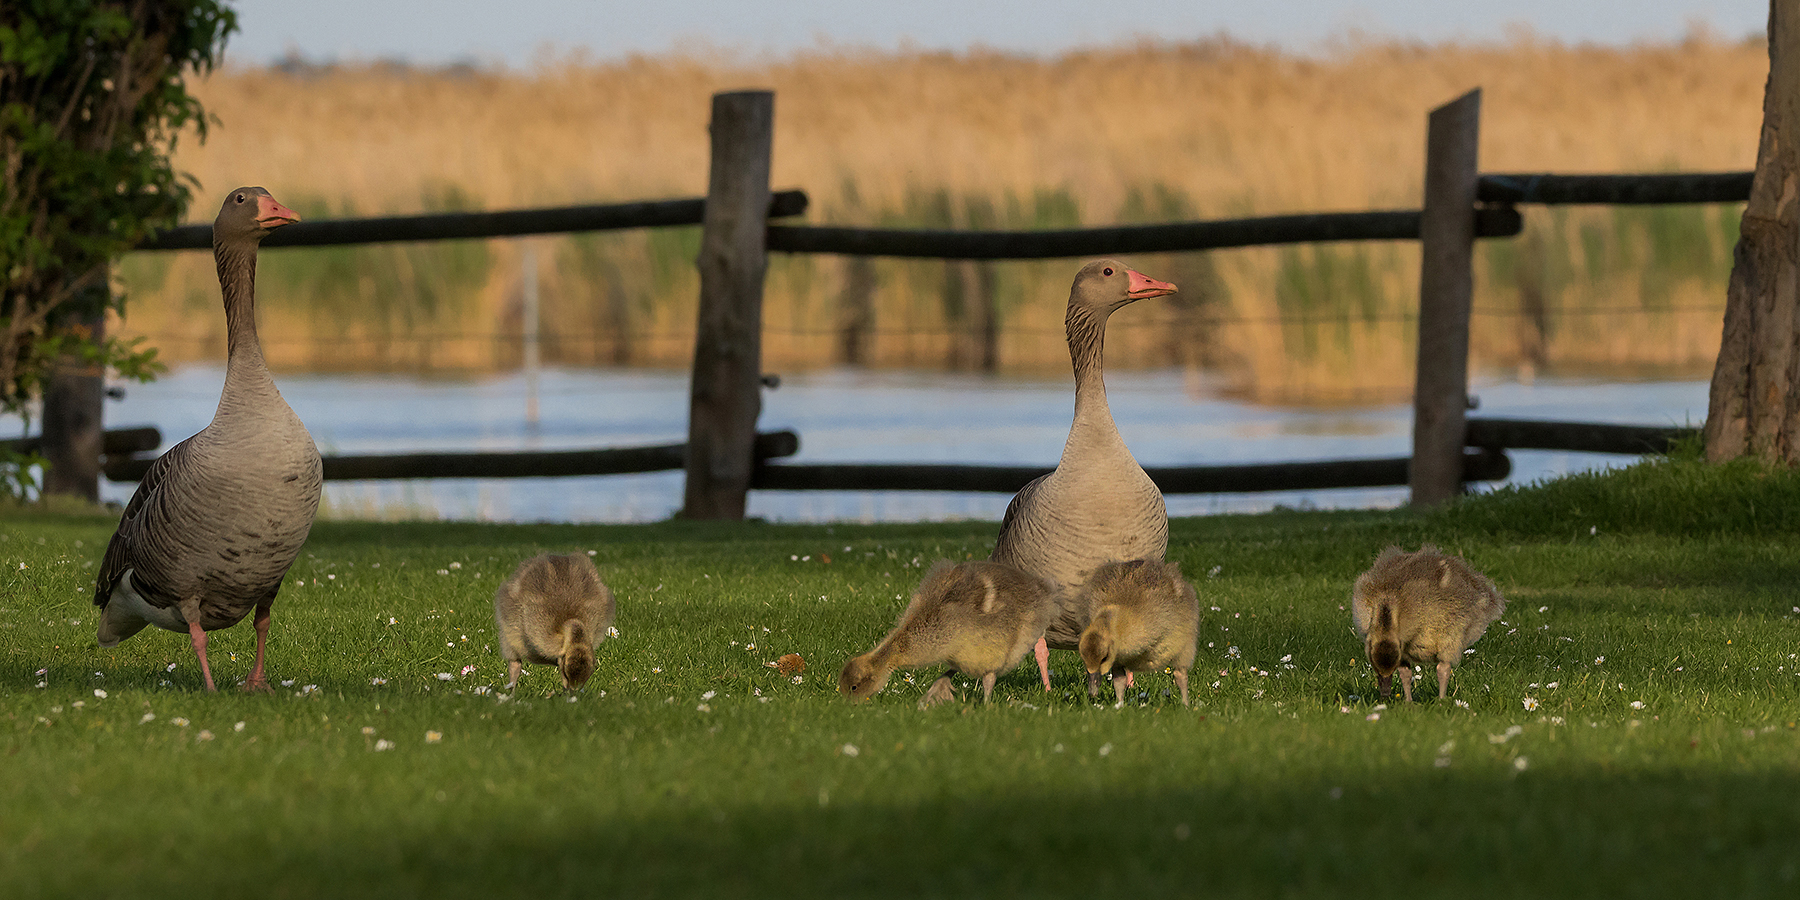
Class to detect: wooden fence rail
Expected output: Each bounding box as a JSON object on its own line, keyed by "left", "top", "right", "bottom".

{"left": 102, "top": 430, "right": 800, "bottom": 483}
{"left": 755, "top": 448, "right": 1512, "bottom": 495}
{"left": 765, "top": 207, "right": 1522, "bottom": 259}
{"left": 3, "top": 426, "right": 160, "bottom": 458}
{"left": 96, "top": 420, "right": 1686, "bottom": 495}
{"left": 1476, "top": 172, "right": 1753, "bottom": 205}
{"left": 132, "top": 191, "right": 810, "bottom": 251}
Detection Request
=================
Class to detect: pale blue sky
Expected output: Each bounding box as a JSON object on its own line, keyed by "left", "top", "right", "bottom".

{"left": 226, "top": 0, "right": 1770, "bottom": 67}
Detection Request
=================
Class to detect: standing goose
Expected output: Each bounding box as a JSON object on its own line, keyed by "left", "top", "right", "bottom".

{"left": 94, "top": 187, "right": 321, "bottom": 692}
{"left": 990, "top": 259, "right": 1175, "bottom": 690}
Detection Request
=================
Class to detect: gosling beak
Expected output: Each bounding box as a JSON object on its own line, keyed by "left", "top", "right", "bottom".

{"left": 1377, "top": 672, "right": 1394, "bottom": 700}
{"left": 1125, "top": 268, "right": 1177, "bottom": 300}
{"left": 256, "top": 195, "right": 301, "bottom": 229}
{"left": 1086, "top": 671, "right": 1103, "bottom": 698}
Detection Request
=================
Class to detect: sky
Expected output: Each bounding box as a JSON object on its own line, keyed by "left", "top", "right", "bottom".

{"left": 224, "top": 0, "right": 1771, "bottom": 68}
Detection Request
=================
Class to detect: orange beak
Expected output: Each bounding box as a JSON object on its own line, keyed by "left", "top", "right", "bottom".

{"left": 1126, "top": 269, "right": 1177, "bottom": 299}
{"left": 256, "top": 195, "right": 301, "bottom": 229}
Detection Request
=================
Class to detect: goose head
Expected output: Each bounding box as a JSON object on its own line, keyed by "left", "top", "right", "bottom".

{"left": 215, "top": 186, "right": 300, "bottom": 243}
{"left": 1069, "top": 259, "right": 1177, "bottom": 315}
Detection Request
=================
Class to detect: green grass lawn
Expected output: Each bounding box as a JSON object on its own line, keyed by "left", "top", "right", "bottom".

{"left": 3, "top": 456, "right": 1798, "bottom": 898}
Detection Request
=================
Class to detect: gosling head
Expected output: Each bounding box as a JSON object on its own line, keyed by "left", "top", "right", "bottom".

{"left": 838, "top": 654, "right": 889, "bottom": 702}
{"left": 559, "top": 645, "right": 597, "bottom": 691}
{"left": 1367, "top": 637, "right": 1402, "bottom": 700}
{"left": 1079, "top": 611, "right": 1119, "bottom": 699}
{"left": 557, "top": 620, "right": 596, "bottom": 690}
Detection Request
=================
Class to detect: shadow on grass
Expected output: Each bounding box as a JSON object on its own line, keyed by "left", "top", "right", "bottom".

{"left": 19, "top": 771, "right": 1798, "bottom": 898}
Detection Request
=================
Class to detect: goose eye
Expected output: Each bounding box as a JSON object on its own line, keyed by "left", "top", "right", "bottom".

{"left": 233, "top": 193, "right": 245, "bottom": 203}
{"left": 1102, "top": 267, "right": 1114, "bottom": 276}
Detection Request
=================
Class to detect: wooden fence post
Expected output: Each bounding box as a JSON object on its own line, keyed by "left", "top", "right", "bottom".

{"left": 1410, "top": 88, "right": 1481, "bottom": 507}
{"left": 683, "top": 90, "right": 775, "bottom": 519}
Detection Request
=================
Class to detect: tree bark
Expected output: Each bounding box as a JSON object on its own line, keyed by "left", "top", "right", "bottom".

{"left": 1706, "top": 1, "right": 1800, "bottom": 463}
{"left": 39, "top": 295, "right": 107, "bottom": 503}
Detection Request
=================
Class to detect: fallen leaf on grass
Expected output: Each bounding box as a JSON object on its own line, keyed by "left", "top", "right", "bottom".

{"left": 767, "top": 653, "right": 806, "bottom": 676}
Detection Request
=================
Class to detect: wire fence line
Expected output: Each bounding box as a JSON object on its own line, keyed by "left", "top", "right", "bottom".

{"left": 125, "top": 303, "right": 1728, "bottom": 350}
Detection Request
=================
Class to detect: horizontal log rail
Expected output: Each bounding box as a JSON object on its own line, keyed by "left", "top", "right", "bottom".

{"left": 95, "top": 418, "right": 1683, "bottom": 491}
{"left": 1476, "top": 172, "right": 1752, "bottom": 205}
{"left": 132, "top": 191, "right": 810, "bottom": 251}
{"left": 753, "top": 448, "right": 1511, "bottom": 494}
{"left": 1, "top": 427, "right": 161, "bottom": 457}
{"left": 765, "top": 207, "right": 1523, "bottom": 259}
{"left": 1463, "top": 418, "right": 1696, "bottom": 455}
{"left": 102, "top": 430, "right": 800, "bottom": 483}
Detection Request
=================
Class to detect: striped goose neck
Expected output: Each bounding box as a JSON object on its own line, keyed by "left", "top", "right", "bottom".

{"left": 210, "top": 235, "right": 273, "bottom": 412}
{"left": 214, "top": 238, "right": 270, "bottom": 380}
{"left": 1065, "top": 301, "right": 1116, "bottom": 428}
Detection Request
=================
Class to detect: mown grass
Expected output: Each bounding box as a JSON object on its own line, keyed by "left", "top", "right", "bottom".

{"left": 3, "top": 458, "right": 1799, "bottom": 897}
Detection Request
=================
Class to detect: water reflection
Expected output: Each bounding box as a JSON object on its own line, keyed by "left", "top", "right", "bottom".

{"left": 36, "top": 367, "right": 1710, "bottom": 524}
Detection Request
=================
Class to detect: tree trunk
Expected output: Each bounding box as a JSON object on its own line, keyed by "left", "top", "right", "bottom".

{"left": 1706, "top": 1, "right": 1800, "bottom": 463}
{"left": 40, "top": 294, "right": 107, "bottom": 503}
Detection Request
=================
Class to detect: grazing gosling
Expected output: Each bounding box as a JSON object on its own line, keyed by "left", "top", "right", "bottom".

{"left": 839, "top": 560, "right": 1057, "bottom": 708}
{"left": 494, "top": 553, "right": 616, "bottom": 691}
{"left": 1350, "top": 545, "right": 1505, "bottom": 702}
{"left": 1076, "top": 559, "right": 1199, "bottom": 706}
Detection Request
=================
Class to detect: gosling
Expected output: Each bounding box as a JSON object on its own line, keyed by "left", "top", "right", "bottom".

{"left": 839, "top": 560, "right": 1058, "bottom": 708}
{"left": 494, "top": 553, "right": 616, "bottom": 691}
{"left": 1350, "top": 544, "right": 1505, "bottom": 702}
{"left": 1076, "top": 559, "right": 1199, "bottom": 706}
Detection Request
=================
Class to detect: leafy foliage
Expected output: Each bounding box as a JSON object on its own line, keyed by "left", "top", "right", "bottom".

{"left": 0, "top": 0, "right": 232, "bottom": 414}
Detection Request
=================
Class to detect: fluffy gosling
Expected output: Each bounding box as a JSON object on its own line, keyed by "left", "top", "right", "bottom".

{"left": 1350, "top": 544, "right": 1505, "bottom": 702}
{"left": 493, "top": 553, "right": 616, "bottom": 691}
{"left": 1076, "top": 559, "right": 1199, "bottom": 706}
{"left": 839, "top": 560, "right": 1057, "bottom": 708}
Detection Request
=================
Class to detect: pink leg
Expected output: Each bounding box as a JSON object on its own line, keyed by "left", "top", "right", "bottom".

{"left": 1034, "top": 637, "right": 1051, "bottom": 691}
{"left": 506, "top": 660, "right": 523, "bottom": 690}
{"left": 242, "top": 605, "right": 274, "bottom": 693}
{"left": 187, "top": 620, "right": 218, "bottom": 692}
{"left": 1125, "top": 671, "right": 1135, "bottom": 689}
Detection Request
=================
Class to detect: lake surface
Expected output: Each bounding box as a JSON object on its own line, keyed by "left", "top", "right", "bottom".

{"left": 30, "top": 367, "right": 1710, "bottom": 524}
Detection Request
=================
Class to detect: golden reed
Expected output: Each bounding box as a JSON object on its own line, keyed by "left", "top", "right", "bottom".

{"left": 113, "top": 33, "right": 1765, "bottom": 402}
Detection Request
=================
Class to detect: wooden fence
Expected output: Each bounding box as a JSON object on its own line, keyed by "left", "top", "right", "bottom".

{"left": 88, "top": 87, "right": 1748, "bottom": 517}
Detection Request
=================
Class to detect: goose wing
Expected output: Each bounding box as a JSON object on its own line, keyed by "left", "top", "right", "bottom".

{"left": 93, "top": 440, "right": 190, "bottom": 610}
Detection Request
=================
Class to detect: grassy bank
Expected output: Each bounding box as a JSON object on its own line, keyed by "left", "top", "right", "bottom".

{"left": 109, "top": 35, "right": 1761, "bottom": 399}
{"left": 3, "top": 456, "right": 1798, "bottom": 896}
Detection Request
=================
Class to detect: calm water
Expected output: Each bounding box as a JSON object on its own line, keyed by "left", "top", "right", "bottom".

{"left": 28, "top": 367, "right": 1710, "bottom": 524}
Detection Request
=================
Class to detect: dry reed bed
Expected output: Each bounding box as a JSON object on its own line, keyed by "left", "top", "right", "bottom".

{"left": 113, "top": 36, "right": 1767, "bottom": 399}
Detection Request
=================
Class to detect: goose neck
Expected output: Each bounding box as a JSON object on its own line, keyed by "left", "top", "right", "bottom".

{"left": 215, "top": 239, "right": 270, "bottom": 375}
{"left": 1066, "top": 302, "right": 1116, "bottom": 429}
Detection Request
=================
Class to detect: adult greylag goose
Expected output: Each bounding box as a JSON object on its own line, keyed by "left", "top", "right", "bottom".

{"left": 94, "top": 187, "right": 321, "bottom": 692}
{"left": 1076, "top": 559, "right": 1199, "bottom": 706}
{"left": 1350, "top": 545, "right": 1506, "bottom": 702}
{"left": 494, "top": 552, "right": 616, "bottom": 691}
{"left": 838, "top": 560, "right": 1057, "bottom": 707}
{"left": 990, "top": 259, "right": 1175, "bottom": 690}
